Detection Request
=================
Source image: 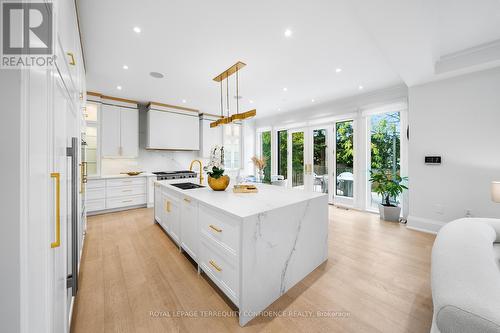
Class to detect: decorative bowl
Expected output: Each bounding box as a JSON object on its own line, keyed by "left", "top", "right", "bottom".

{"left": 208, "top": 175, "right": 230, "bottom": 191}
{"left": 120, "top": 171, "right": 143, "bottom": 176}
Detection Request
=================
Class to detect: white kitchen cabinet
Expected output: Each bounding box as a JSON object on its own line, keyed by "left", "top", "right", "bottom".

{"left": 146, "top": 102, "right": 199, "bottom": 150}
{"left": 199, "top": 113, "right": 223, "bottom": 158}
{"left": 162, "top": 191, "right": 181, "bottom": 244}
{"left": 86, "top": 177, "right": 146, "bottom": 215}
{"left": 180, "top": 197, "right": 199, "bottom": 260}
{"left": 154, "top": 184, "right": 162, "bottom": 225}
{"left": 101, "top": 103, "right": 138, "bottom": 158}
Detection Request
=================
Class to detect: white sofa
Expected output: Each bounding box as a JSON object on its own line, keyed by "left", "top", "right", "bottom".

{"left": 431, "top": 218, "right": 500, "bottom": 333}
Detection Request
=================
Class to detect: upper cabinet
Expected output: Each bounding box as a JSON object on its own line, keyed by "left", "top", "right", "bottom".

{"left": 146, "top": 102, "right": 199, "bottom": 150}
{"left": 101, "top": 99, "right": 139, "bottom": 158}
{"left": 199, "top": 113, "right": 223, "bottom": 158}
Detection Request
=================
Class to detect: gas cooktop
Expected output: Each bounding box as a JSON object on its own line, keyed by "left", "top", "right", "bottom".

{"left": 153, "top": 170, "right": 197, "bottom": 180}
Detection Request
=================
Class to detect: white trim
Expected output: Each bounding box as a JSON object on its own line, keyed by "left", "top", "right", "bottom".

{"left": 361, "top": 101, "right": 408, "bottom": 117}
{"left": 406, "top": 215, "right": 444, "bottom": 234}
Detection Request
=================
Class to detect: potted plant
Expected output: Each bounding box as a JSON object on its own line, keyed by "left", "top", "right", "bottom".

{"left": 205, "top": 146, "right": 230, "bottom": 191}
{"left": 369, "top": 170, "right": 408, "bottom": 222}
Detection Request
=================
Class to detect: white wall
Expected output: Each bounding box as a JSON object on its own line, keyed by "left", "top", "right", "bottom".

{"left": 408, "top": 67, "right": 500, "bottom": 233}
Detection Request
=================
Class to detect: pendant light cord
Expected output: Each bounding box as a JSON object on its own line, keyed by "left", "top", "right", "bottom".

{"left": 220, "top": 81, "right": 223, "bottom": 117}
{"left": 236, "top": 68, "right": 239, "bottom": 114}
{"left": 226, "top": 75, "right": 230, "bottom": 118}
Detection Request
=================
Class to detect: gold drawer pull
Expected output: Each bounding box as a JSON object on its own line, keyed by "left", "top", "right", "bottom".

{"left": 122, "top": 200, "right": 132, "bottom": 203}
{"left": 209, "top": 225, "right": 222, "bottom": 233}
{"left": 184, "top": 197, "right": 191, "bottom": 203}
{"left": 50, "top": 173, "right": 61, "bottom": 248}
{"left": 164, "top": 200, "right": 171, "bottom": 212}
{"left": 209, "top": 260, "right": 222, "bottom": 272}
{"left": 67, "top": 52, "right": 76, "bottom": 65}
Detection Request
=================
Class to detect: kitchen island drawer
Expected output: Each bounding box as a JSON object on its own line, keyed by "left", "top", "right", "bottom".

{"left": 107, "top": 177, "right": 146, "bottom": 187}
{"left": 106, "top": 184, "right": 145, "bottom": 198}
{"left": 106, "top": 194, "right": 146, "bottom": 209}
{"left": 200, "top": 235, "right": 239, "bottom": 305}
{"left": 199, "top": 204, "right": 240, "bottom": 255}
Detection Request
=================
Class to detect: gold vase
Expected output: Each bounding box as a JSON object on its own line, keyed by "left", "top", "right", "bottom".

{"left": 208, "top": 175, "right": 230, "bottom": 191}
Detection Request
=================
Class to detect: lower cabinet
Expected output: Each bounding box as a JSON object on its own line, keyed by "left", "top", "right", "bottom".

{"left": 180, "top": 197, "right": 198, "bottom": 260}
{"left": 86, "top": 177, "right": 146, "bottom": 214}
{"left": 156, "top": 185, "right": 240, "bottom": 306}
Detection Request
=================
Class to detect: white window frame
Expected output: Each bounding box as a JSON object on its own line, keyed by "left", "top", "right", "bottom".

{"left": 222, "top": 122, "right": 243, "bottom": 171}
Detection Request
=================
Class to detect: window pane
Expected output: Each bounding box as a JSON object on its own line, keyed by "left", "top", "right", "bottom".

{"left": 261, "top": 131, "right": 271, "bottom": 183}
{"left": 223, "top": 124, "right": 242, "bottom": 170}
{"left": 277, "top": 130, "right": 288, "bottom": 179}
{"left": 370, "top": 112, "right": 401, "bottom": 208}
{"left": 313, "top": 129, "right": 328, "bottom": 193}
{"left": 335, "top": 121, "right": 354, "bottom": 197}
{"left": 292, "top": 132, "right": 304, "bottom": 187}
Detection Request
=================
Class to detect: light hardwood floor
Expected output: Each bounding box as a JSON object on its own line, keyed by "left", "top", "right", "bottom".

{"left": 71, "top": 206, "right": 435, "bottom": 333}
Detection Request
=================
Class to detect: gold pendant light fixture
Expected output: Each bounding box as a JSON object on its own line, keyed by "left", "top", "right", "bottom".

{"left": 210, "top": 61, "right": 256, "bottom": 128}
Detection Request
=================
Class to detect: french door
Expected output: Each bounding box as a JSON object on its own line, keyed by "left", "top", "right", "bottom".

{"left": 287, "top": 128, "right": 309, "bottom": 190}
{"left": 284, "top": 123, "right": 352, "bottom": 206}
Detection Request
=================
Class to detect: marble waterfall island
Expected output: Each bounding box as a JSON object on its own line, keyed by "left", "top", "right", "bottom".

{"left": 154, "top": 179, "right": 329, "bottom": 326}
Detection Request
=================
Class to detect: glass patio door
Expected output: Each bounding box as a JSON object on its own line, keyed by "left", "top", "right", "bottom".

{"left": 333, "top": 120, "right": 355, "bottom": 205}
{"left": 288, "top": 128, "right": 308, "bottom": 189}
{"left": 308, "top": 126, "right": 332, "bottom": 194}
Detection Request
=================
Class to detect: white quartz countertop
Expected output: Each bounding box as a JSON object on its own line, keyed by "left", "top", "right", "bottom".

{"left": 88, "top": 173, "right": 155, "bottom": 180}
{"left": 155, "top": 178, "right": 327, "bottom": 219}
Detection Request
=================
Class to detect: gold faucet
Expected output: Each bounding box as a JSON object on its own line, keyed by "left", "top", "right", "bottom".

{"left": 189, "top": 160, "right": 204, "bottom": 185}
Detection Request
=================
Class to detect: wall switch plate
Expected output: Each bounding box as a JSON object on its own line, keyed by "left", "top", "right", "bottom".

{"left": 425, "top": 156, "right": 441, "bottom": 165}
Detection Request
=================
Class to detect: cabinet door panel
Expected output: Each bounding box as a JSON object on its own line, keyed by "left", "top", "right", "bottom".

{"left": 181, "top": 198, "right": 198, "bottom": 260}
{"left": 101, "top": 105, "right": 121, "bottom": 157}
{"left": 120, "top": 108, "right": 138, "bottom": 157}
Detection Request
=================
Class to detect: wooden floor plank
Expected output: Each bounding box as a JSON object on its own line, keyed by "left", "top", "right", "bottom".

{"left": 71, "top": 206, "right": 435, "bottom": 333}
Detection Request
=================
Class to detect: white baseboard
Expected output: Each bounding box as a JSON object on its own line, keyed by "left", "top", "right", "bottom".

{"left": 407, "top": 215, "right": 445, "bottom": 234}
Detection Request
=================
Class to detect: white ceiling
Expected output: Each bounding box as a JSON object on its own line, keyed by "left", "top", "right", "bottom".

{"left": 77, "top": 0, "right": 500, "bottom": 118}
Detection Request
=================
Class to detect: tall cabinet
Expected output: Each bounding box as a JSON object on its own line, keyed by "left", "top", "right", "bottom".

{"left": 13, "top": 1, "right": 87, "bottom": 333}
{"left": 101, "top": 100, "right": 139, "bottom": 158}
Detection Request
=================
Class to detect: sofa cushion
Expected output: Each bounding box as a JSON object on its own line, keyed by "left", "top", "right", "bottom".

{"left": 432, "top": 218, "right": 500, "bottom": 333}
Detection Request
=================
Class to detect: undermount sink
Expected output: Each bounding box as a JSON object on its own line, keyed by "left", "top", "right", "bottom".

{"left": 170, "top": 182, "right": 205, "bottom": 190}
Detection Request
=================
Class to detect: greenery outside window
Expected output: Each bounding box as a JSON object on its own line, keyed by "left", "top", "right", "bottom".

{"left": 277, "top": 130, "right": 288, "bottom": 180}
{"left": 335, "top": 121, "right": 354, "bottom": 197}
{"left": 261, "top": 131, "right": 271, "bottom": 183}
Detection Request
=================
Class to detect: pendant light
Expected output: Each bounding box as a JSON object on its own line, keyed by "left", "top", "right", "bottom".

{"left": 210, "top": 61, "right": 256, "bottom": 128}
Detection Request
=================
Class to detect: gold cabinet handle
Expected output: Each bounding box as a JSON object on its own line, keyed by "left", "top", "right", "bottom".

{"left": 164, "top": 200, "right": 171, "bottom": 212}
{"left": 82, "top": 161, "right": 88, "bottom": 183}
{"left": 50, "top": 173, "right": 61, "bottom": 248}
{"left": 67, "top": 52, "right": 76, "bottom": 65}
{"left": 209, "top": 225, "right": 222, "bottom": 233}
{"left": 209, "top": 260, "right": 222, "bottom": 272}
{"left": 183, "top": 197, "right": 191, "bottom": 203}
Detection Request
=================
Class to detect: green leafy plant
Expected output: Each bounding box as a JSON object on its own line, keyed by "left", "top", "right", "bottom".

{"left": 369, "top": 170, "right": 408, "bottom": 207}
{"left": 207, "top": 166, "right": 225, "bottom": 179}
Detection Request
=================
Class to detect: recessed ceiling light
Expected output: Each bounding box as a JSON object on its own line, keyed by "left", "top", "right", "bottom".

{"left": 358, "top": 85, "right": 364, "bottom": 90}
{"left": 123, "top": 65, "right": 128, "bottom": 70}
{"left": 282, "top": 87, "right": 288, "bottom": 92}
{"left": 133, "top": 26, "right": 141, "bottom": 33}
{"left": 116, "top": 85, "right": 122, "bottom": 90}
{"left": 150, "top": 71, "right": 164, "bottom": 79}
{"left": 182, "top": 99, "right": 187, "bottom": 104}
{"left": 278, "top": 108, "right": 281, "bottom": 111}
{"left": 335, "top": 68, "right": 342, "bottom": 73}
{"left": 311, "top": 99, "right": 315, "bottom": 103}
{"left": 249, "top": 100, "right": 254, "bottom": 104}
{"left": 284, "top": 29, "right": 293, "bottom": 38}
